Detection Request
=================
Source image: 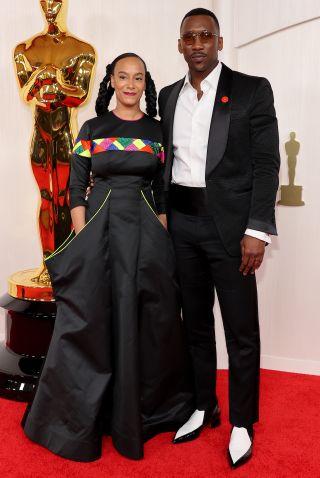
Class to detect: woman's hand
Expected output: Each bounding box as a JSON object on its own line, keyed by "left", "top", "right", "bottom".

{"left": 71, "top": 206, "right": 86, "bottom": 235}
{"left": 158, "top": 214, "right": 168, "bottom": 230}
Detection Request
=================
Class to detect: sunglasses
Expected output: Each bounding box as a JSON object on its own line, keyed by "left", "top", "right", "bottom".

{"left": 181, "top": 31, "right": 219, "bottom": 45}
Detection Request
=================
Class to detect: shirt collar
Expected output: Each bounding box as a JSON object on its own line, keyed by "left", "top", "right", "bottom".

{"left": 180, "top": 61, "right": 222, "bottom": 95}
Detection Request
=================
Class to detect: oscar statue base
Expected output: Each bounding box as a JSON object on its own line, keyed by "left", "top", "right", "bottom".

{"left": 0, "top": 277, "right": 56, "bottom": 401}
{"left": 278, "top": 185, "right": 305, "bottom": 206}
{"left": 8, "top": 269, "right": 54, "bottom": 301}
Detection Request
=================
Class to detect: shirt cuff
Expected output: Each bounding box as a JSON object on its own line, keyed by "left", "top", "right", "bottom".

{"left": 245, "top": 228, "right": 271, "bottom": 244}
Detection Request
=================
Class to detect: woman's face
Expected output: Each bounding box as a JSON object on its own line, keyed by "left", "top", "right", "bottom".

{"left": 111, "top": 57, "right": 146, "bottom": 110}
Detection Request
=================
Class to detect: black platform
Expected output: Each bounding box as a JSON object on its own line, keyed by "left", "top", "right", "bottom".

{"left": 0, "top": 293, "right": 55, "bottom": 401}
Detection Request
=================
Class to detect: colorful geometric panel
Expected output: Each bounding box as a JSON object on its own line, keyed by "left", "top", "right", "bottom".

{"left": 72, "top": 137, "right": 165, "bottom": 163}
{"left": 73, "top": 139, "right": 92, "bottom": 158}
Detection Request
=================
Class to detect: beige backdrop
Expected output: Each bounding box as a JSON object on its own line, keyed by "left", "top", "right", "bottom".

{"left": 0, "top": 1, "right": 319, "bottom": 375}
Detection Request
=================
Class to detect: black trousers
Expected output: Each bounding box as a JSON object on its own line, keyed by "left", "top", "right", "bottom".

{"left": 169, "top": 208, "right": 260, "bottom": 427}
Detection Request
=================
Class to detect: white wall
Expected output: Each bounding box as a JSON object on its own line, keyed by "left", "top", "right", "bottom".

{"left": 213, "top": 0, "right": 320, "bottom": 374}
{"left": 1, "top": 1, "right": 319, "bottom": 376}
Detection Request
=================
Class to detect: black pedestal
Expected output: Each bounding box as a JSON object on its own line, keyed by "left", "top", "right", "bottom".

{"left": 0, "top": 293, "right": 55, "bottom": 401}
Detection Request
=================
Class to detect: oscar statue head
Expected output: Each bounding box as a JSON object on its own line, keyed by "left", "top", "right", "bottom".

{"left": 39, "top": 0, "right": 68, "bottom": 30}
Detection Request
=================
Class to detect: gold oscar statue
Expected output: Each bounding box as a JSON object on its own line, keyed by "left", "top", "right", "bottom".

{"left": 10, "top": 0, "right": 96, "bottom": 299}
{"left": 278, "top": 132, "right": 305, "bottom": 206}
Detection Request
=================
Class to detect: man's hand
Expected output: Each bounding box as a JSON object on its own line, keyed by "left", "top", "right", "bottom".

{"left": 239, "top": 235, "right": 265, "bottom": 276}
{"left": 85, "top": 173, "right": 94, "bottom": 198}
{"left": 158, "top": 214, "right": 168, "bottom": 230}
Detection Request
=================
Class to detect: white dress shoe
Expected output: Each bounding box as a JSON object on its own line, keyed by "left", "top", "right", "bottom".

{"left": 173, "top": 405, "right": 220, "bottom": 444}
{"left": 228, "top": 426, "right": 253, "bottom": 467}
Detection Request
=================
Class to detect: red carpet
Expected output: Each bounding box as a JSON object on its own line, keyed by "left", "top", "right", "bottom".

{"left": 0, "top": 369, "right": 319, "bottom": 478}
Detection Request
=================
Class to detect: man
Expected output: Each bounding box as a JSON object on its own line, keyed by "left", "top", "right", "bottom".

{"left": 158, "top": 8, "right": 280, "bottom": 468}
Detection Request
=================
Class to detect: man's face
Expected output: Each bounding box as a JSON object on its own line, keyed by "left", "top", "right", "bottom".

{"left": 40, "top": 0, "right": 63, "bottom": 23}
{"left": 178, "top": 15, "right": 223, "bottom": 75}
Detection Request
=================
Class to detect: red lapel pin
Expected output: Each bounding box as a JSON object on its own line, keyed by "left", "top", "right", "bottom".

{"left": 221, "top": 96, "right": 229, "bottom": 103}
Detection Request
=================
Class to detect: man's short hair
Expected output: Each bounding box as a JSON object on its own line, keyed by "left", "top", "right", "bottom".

{"left": 180, "top": 8, "right": 220, "bottom": 33}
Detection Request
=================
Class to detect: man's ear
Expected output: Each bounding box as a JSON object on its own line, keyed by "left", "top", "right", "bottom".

{"left": 178, "top": 39, "right": 183, "bottom": 54}
{"left": 218, "top": 36, "right": 224, "bottom": 52}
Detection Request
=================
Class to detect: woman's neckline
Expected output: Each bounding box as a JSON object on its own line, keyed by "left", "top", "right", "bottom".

{"left": 111, "top": 110, "right": 145, "bottom": 122}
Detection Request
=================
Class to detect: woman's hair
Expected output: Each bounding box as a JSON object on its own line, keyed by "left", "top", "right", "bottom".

{"left": 95, "top": 53, "right": 157, "bottom": 118}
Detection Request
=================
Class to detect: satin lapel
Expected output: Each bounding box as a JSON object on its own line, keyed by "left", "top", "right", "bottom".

{"left": 162, "top": 79, "right": 184, "bottom": 190}
{"left": 205, "top": 64, "right": 233, "bottom": 179}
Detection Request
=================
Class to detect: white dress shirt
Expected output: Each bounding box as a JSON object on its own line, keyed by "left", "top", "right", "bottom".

{"left": 172, "top": 62, "right": 270, "bottom": 244}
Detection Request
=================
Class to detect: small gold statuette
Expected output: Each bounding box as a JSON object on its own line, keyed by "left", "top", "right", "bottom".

{"left": 11, "top": 0, "right": 96, "bottom": 297}
{"left": 278, "top": 132, "right": 305, "bottom": 206}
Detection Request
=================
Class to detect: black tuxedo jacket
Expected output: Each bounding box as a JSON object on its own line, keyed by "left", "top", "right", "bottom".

{"left": 158, "top": 63, "right": 280, "bottom": 256}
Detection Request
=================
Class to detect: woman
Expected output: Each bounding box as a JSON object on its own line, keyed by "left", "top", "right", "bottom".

{"left": 22, "top": 53, "right": 194, "bottom": 462}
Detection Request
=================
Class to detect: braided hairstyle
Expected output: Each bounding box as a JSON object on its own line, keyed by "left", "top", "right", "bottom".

{"left": 145, "top": 71, "right": 157, "bottom": 118}
{"left": 95, "top": 53, "right": 157, "bottom": 118}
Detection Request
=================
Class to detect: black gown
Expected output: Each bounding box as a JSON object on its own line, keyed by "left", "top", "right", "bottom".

{"left": 22, "top": 112, "right": 194, "bottom": 462}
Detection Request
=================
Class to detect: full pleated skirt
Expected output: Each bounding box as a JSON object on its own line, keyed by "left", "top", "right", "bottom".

{"left": 22, "top": 179, "right": 194, "bottom": 462}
